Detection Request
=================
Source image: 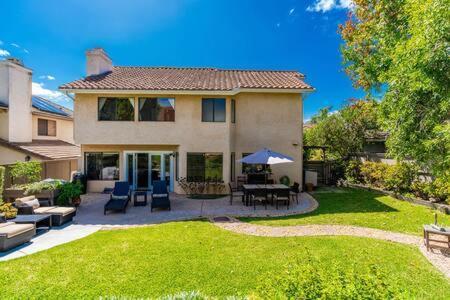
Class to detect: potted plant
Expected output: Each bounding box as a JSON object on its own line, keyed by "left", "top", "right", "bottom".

{"left": 57, "top": 182, "right": 82, "bottom": 207}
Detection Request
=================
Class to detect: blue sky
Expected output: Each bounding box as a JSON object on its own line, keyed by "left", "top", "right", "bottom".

{"left": 0, "top": 0, "right": 364, "bottom": 120}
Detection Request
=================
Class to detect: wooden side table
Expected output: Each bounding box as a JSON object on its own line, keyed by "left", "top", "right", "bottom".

{"left": 133, "top": 191, "right": 148, "bottom": 206}
{"left": 423, "top": 225, "right": 450, "bottom": 251}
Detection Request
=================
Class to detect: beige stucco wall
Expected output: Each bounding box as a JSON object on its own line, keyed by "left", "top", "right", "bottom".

{"left": 74, "top": 92, "right": 303, "bottom": 193}
{"left": 0, "top": 110, "right": 8, "bottom": 140}
{"left": 42, "top": 159, "right": 78, "bottom": 181}
{"left": 32, "top": 114, "right": 74, "bottom": 143}
{"left": 0, "top": 62, "right": 33, "bottom": 143}
{"left": 0, "top": 144, "right": 42, "bottom": 165}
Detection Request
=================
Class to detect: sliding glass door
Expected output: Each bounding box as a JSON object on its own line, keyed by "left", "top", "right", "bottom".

{"left": 125, "top": 152, "right": 173, "bottom": 191}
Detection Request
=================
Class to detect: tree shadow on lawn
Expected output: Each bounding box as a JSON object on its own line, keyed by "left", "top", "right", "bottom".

{"left": 243, "top": 187, "right": 399, "bottom": 223}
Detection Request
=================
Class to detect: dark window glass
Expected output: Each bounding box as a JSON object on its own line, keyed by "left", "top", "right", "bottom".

{"left": 202, "top": 98, "right": 226, "bottom": 122}
{"left": 85, "top": 152, "right": 119, "bottom": 180}
{"left": 187, "top": 153, "right": 223, "bottom": 182}
{"left": 231, "top": 99, "right": 236, "bottom": 123}
{"left": 139, "top": 98, "right": 175, "bottom": 121}
{"left": 242, "top": 153, "right": 267, "bottom": 174}
{"left": 98, "top": 97, "right": 134, "bottom": 121}
{"left": 38, "top": 119, "right": 56, "bottom": 136}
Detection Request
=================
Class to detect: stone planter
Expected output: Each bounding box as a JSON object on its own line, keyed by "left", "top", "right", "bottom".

{"left": 3, "top": 188, "right": 60, "bottom": 205}
{"left": 345, "top": 182, "right": 450, "bottom": 215}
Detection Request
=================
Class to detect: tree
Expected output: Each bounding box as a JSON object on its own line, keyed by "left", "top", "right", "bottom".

{"left": 339, "top": 0, "right": 450, "bottom": 176}
{"left": 304, "top": 99, "right": 380, "bottom": 160}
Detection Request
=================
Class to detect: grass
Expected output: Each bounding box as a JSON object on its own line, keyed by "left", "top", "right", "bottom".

{"left": 241, "top": 187, "right": 450, "bottom": 235}
{"left": 0, "top": 221, "right": 449, "bottom": 299}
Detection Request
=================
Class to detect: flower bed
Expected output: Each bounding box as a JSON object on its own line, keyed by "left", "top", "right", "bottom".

{"left": 343, "top": 182, "right": 450, "bottom": 214}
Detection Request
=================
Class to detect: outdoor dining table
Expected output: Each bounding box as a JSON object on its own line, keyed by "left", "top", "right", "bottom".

{"left": 242, "top": 184, "right": 290, "bottom": 206}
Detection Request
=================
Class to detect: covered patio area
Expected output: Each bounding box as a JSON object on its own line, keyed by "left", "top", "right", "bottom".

{"left": 74, "top": 192, "right": 317, "bottom": 227}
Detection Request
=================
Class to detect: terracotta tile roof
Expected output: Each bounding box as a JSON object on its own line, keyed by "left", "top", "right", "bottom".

{"left": 60, "top": 67, "right": 313, "bottom": 91}
{"left": 0, "top": 139, "right": 80, "bottom": 160}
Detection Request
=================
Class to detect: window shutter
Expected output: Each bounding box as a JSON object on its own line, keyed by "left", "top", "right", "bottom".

{"left": 48, "top": 120, "right": 57, "bottom": 136}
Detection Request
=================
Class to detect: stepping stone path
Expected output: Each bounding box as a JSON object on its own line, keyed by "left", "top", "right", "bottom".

{"left": 211, "top": 216, "right": 450, "bottom": 279}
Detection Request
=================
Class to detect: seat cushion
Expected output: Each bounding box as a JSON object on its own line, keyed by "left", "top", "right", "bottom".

{"left": 0, "top": 223, "right": 34, "bottom": 238}
{"left": 34, "top": 206, "right": 56, "bottom": 214}
{"left": 15, "top": 195, "right": 37, "bottom": 207}
{"left": 111, "top": 195, "right": 128, "bottom": 200}
{"left": 152, "top": 193, "right": 168, "bottom": 197}
{"left": 23, "top": 198, "right": 40, "bottom": 209}
{"left": 45, "top": 207, "right": 76, "bottom": 216}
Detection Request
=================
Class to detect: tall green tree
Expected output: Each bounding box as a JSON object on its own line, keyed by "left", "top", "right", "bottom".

{"left": 304, "top": 100, "right": 380, "bottom": 160}
{"left": 339, "top": 0, "right": 450, "bottom": 176}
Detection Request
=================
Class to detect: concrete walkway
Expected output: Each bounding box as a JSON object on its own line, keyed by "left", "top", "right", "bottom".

{"left": 0, "top": 224, "right": 100, "bottom": 261}
{"left": 212, "top": 217, "right": 450, "bottom": 279}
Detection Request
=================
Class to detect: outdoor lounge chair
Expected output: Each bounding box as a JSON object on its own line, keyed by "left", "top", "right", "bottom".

{"left": 151, "top": 180, "right": 171, "bottom": 212}
{"left": 104, "top": 181, "right": 131, "bottom": 215}
{"left": 228, "top": 183, "right": 244, "bottom": 205}
{"left": 15, "top": 196, "right": 77, "bottom": 226}
{"left": 0, "top": 222, "right": 36, "bottom": 252}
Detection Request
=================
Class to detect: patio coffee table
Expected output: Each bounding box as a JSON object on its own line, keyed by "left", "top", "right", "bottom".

{"left": 423, "top": 225, "right": 450, "bottom": 251}
{"left": 134, "top": 191, "right": 148, "bottom": 206}
{"left": 10, "top": 214, "right": 52, "bottom": 231}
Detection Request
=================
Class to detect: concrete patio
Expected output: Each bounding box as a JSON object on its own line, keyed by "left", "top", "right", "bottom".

{"left": 75, "top": 192, "right": 317, "bottom": 228}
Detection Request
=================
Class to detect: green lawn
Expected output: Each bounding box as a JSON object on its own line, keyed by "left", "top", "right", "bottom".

{"left": 0, "top": 221, "right": 449, "bottom": 299}
{"left": 241, "top": 187, "right": 450, "bottom": 235}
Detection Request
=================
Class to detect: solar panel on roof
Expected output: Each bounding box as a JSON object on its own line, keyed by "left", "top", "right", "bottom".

{"left": 32, "top": 96, "right": 68, "bottom": 116}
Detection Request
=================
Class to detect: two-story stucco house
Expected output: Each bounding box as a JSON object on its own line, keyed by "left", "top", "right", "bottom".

{"left": 60, "top": 48, "right": 313, "bottom": 193}
{"left": 0, "top": 58, "right": 80, "bottom": 186}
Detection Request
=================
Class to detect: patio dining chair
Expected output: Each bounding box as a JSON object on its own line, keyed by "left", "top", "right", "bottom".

{"left": 274, "top": 189, "right": 290, "bottom": 210}
{"left": 228, "top": 183, "right": 244, "bottom": 205}
{"left": 290, "top": 182, "right": 300, "bottom": 204}
{"left": 251, "top": 189, "right": 268, "bottom": 210}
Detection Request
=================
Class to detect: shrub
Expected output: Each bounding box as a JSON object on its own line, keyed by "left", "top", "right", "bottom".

{"left": 252, "top": 258, "right": 408, "bottom": 299}
{"left": 360, "top": 161, "right": 388, "bottom": 187}
{"left": 383, "top": 162, "right": 418, "bottom": 193}
{"left": 428, "top": 176, "right": 450, "bottom": 203}
{"left": 57, "top": 182, "right": 82, "bottom": 206}
{"left": 10, "top": 161, "right": 42, "bottom": 184}
{"left": 0, "top": 202, "right": 17, "bottom": 219}
{"left": 345, "top": 160, "right": 362, "bottom": 183}
{"left": 23, "top": 180, "right": 63, "bottom": 195}
{"left": 0, "top": 166, "right": 4, "bottom": 201}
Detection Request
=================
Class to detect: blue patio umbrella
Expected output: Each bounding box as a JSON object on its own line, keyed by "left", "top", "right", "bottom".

{"left": 238, "top": 148, "right": 294, "bottom": 165}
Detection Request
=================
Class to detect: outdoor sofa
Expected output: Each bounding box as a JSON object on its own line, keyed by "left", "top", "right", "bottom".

{"left": 0, "top": 221, "right": 36, "bottom": 252}
{"left": 15, "top": 196, "right": 77, "bottom": 226}
{"left": 104, "top": 181, "right": 131, "bottom": 215}
{"left": 151, "top": 180, "right": 171, "bottom": 212}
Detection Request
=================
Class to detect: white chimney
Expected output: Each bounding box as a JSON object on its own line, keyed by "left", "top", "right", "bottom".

{"left": 86, "top": 48, "right": 113, "bottom": 76}
{"left": 0, "top": 58, "right": 33, "bottom": 142}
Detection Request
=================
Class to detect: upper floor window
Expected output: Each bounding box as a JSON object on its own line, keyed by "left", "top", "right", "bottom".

{"left": 202, "top": 98, "right": 225, "bottom": 122}
{"left": 139, "top": 98, "right": 175, "bottom": 121}
{"left": 231, "top": 99, "right": 236, "bottom": 123}
{"left": 38, "top": 118, "right": 56, "bottom": 136}
{"left": 187, "top": 152, "right": 223, "bottom": 182}
{"left": 98, "top": 97, "right": 134, "bottom": 121}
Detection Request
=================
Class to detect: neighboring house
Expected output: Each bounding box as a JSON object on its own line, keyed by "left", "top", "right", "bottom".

{"left": 0, "top": 58, "right": 80, "bottom": 186}
{"left": 60, "top": 48, "right": 313, "bottom": 193}
{"left": 357, "top": 130, "right": 396, "bottom": 165}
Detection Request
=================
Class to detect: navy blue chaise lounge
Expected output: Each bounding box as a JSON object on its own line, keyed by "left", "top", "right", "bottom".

{"left": 104, "top": 181, "right": 131, "bottom": 215}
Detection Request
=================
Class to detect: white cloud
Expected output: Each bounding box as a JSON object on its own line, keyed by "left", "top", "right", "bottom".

{"left": 39, "top": 75, "right": 56, "bottom": 80}
{"left": 276, "top": 23, "right": 281, "bottom": 27}
{"left": 306, "top": 0, "right": 354, "bottom": 13}
{"left": 289, "top": 8, "right": 295, "bottom": 15}
{"left": 10, "top": 43, "right": 20, "bottom": 48}
{"left": 23, "top": 48, "right": 29, "bottom": 54}
{"left": 0, "top": 49, "right": 10, "bottom": 57}
{"left": 32, "top": 82, "right": 62, "bottom": 99}
{"left": 32, "top": 82, "right": 73, "bottom": 107}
